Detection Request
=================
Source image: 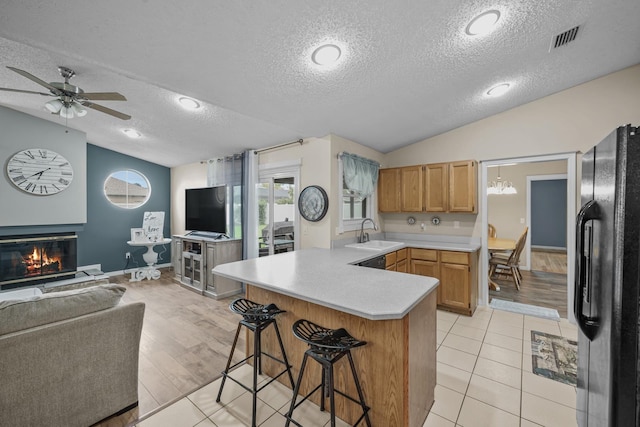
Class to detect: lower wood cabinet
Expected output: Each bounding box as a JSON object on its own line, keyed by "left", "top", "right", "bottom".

{"left": 410, "top": 247, "right": 478, "bottom": 316}
{"left": 385, "top": 248, "right": 408, "bottom": 272}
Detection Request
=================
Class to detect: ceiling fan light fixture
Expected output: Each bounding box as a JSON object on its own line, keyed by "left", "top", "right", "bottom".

{"left": 71, "top": 103, "right": 87, "bottom": 117}
{"left": 59, "top": 104, "right": 74, "bottom": 119}
{"left": 123, "top": 129, "right": 141, "bottom": 139}
{"left": 466, "top": 10, "right": 501, "bottom": 36}
{"left": 311, "top": 44, "right": 342, "bottom": 66}
{"left": 45, "top": 99, "right": 63, "bottom": 113}
{"left": 178, "top": 97, "right": 201, "bottom": 110}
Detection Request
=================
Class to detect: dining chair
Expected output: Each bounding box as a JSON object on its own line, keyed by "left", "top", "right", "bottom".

{"left": 488, "top": 227, "right": 528, "bottom": 290}
{"left": 488, "top": 223, "right": 497, "bottom": 238}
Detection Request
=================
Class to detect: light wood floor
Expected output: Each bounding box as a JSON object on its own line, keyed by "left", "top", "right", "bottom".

{"left": 96, "top": 270, "right": 244, "bottom": 426}
{"left": 490, "top": 249, "right": 568, "bottom": 318}
{"left": 530, "top": 248, "right": 568, "bottom": 275}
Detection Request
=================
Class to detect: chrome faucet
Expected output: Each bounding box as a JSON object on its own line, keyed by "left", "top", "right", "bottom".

{"left": 358, "top": 218, "right": 378, "bottom": 243}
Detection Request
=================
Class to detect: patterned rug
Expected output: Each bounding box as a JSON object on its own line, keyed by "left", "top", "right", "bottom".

{"left": 531, "top": 330, "right": 577, "bottom": 386}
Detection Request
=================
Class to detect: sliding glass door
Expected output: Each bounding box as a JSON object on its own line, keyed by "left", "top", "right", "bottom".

{"left": 257, "top": 174, "right": 297, "bottom": 257}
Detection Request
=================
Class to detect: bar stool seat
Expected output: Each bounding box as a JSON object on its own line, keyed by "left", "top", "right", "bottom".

{"left": 216, "top": 298, "right": 294, "bottom": 427}
{"left": 285, "top": 319, "right": 372, "bottom": 427}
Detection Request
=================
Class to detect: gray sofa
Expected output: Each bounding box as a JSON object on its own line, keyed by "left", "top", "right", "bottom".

{"left": 0, "top": 284, "right": 145, "bottom": 427}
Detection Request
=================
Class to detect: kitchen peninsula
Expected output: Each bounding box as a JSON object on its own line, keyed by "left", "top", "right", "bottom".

{"left": 213, "top": 247, "right": 440, "bottom": 427}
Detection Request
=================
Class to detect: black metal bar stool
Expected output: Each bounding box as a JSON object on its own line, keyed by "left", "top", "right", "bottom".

{"left": 285, "top": 319, "right": 372, "bottom": 427}
{"left": 216, "top": 298, "right": 295, "bottom": 427}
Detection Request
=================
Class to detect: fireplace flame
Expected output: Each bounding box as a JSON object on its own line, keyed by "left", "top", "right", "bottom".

{"left": 25, "top": 246, "right": 62, "bottom": 275}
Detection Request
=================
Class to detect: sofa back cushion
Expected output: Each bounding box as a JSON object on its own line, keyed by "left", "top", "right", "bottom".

{"left": 0, "top": 284, "right": 126, "bottom": 336}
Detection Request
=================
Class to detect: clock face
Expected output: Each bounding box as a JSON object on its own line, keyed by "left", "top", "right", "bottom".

{"left": 6, "top": 148, "right": 74, "bottom": 196}
{"left": 298, "top": 185, "right": 329, "bottom": 222}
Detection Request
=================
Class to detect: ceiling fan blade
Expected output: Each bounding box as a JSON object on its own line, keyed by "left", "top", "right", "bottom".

{"left": 0, "top": 87, "right": 53, "bottom": 96}
{"left": 82, "top": 101, "right": 131, "bottom": 120}
{"left": 80, "top": 92, "right": 127, "bottom": 101}
{"left": 6, "top": 66, "right": 61, "bottom": 95}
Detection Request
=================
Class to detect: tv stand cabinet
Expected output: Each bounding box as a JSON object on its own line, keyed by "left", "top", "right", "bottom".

{"left": 172, "top": 235, "right": 242, "bottom": 299}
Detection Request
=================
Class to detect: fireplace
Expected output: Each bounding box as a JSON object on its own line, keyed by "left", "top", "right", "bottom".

{"left": 0, "top": 233, "right": 78, "bottom": 290}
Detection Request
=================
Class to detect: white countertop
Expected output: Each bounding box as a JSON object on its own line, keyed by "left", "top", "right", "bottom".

{"left": 213, "top": 247, "right": 439, "bottom": 321}
{"left": 392, "top": 239, "right": 481, "bottom": 252}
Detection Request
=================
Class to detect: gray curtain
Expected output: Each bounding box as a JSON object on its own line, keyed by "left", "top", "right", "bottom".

{"left": 206, "top": 153, "right": 244, "bottom": 239}
{"left": 206, "top": 154, "right": 243, "bottom": 187}
{"left": 340, "top": 152, "right": 380, "bottom": 197}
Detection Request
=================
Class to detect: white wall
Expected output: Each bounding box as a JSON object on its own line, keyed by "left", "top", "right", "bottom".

{"left": 260, "top": 136, "right": 333, "bottom": 249}
{"left": 383, "top": 64, "right": 640, "bottom": 238}
{"left": 0, "top": 106, "right": 87, "bottom": 227}
{"left": 169, "top": 64, "right": 640, "bottom": 246}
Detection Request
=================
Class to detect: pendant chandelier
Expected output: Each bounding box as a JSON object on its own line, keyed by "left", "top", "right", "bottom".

{"left": 488, "top": 166, "right": 517, "bottom": 195}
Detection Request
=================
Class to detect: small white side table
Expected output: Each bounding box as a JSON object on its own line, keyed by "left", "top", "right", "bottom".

{"left": 127, "top": 238, "right": 172, "bottom": 281}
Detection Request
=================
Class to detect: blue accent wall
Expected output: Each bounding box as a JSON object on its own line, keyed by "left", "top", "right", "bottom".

{"left": 76, "top": 144, "right": 171, "bottom": 272}
{"left": 531, "top": 179, "right": 567, "bottom": 248}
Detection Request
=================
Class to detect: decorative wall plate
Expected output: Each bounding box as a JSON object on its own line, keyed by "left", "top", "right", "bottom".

{"left": 298, "top": 185, "right": 328, "bottom": 222}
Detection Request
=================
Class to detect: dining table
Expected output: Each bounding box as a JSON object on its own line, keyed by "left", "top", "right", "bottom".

{"left": 487, "top": 237, "right": 516, "bottom": 291}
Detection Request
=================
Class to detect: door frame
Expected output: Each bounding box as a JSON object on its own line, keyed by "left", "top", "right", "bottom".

{"left": 525, "top": 173, "right": 568, "bottom": 270}
{"left": 480, "top": 152, "right": 577, "bottom": 322}
{"left": 258, "top": 160, "right": 301, "bottom": 255}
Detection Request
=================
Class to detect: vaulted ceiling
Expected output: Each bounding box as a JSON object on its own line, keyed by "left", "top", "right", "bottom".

{"left": 0, "top": 0, "right": 638, "bottom": 167}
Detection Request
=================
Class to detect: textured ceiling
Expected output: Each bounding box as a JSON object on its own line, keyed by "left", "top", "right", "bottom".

{"left": 0, "top": 0, "right": 638, "bottom": 167}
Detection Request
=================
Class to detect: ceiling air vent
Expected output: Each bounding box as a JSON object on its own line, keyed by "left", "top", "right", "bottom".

{"left": 550, "top": 25, "right": 580, "bottom": 50}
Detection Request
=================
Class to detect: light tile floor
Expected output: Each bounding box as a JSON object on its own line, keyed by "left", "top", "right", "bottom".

{"left": 136, "top": 306, "right": 579, "bottom": 427}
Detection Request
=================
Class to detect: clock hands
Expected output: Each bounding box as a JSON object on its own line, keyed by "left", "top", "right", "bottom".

{"left": 26, "top": 167, "right": 51, "bottom": 180}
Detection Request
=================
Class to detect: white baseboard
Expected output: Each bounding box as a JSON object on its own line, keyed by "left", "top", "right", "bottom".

{"left": 78, "top": 264, "right": 102, "bottom": 272}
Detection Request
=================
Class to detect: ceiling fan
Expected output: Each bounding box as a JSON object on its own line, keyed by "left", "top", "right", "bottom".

{"left": 0, "top": 65, "right": 131, "bottom": 120}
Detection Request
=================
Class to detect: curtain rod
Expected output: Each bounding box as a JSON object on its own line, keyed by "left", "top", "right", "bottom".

{"left": 337, "top": 151, "right": 381, "bottom": 167}
{"left": 254, "top": 138, "right": 303, "bottom": 155}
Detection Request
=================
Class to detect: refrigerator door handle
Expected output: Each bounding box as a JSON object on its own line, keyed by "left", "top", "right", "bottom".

{"left": 575, "top": 199, "right": 600, "bottom": 340}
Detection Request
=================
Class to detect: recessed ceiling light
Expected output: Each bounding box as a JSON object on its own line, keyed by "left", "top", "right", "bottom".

{"left": 311, "top": 44, "right": 342, "bottom": 66}
{"left": 486, "top": 83, "right": 511, "bottom": 97}
{"left": 178, "top": 97, "right": 200, "bottom": 110}
{"left": 123, "top": 129, "right": 141, "bottom": 138}
{"left": 466, "top": 10, "right": 501, "bottom": 36}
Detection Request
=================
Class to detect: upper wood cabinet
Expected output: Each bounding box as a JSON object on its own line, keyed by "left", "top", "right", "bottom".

{"left": 448, "top": 160, "right": 477, "bottom": 213}
{"left": 378, "top": 160, "right": 477, "bottom": 213}
{"left": 400, "top": 165, "right": 423, "bottom": 212}
{"left": 378, "top": 168, "right": 401, "bottom": 212}
{"left": 424, "top": 163, "right": 448, "bottom": 212}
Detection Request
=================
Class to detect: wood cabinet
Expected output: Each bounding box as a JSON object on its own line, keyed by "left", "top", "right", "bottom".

{"left": 385, "top": 248, "right": 408, "bottom": 272}
{"left": 172, "top": 235, "right": 243, "bottom": 299}
{"left": 378, "top": 168, "right": 401, "bottom": 212}
{"left": 409, "top": 247, "right": 478, "bottom": 316}
{"left": 400, "top": 166, "right": 423, "bottom": 212}
{"left": 378, "top": 160, "right": 476, "bottom": 214}
{"left": 424, "top": 163, "right": 448, "bottom": 212}
{"left": 448, "top": 160, "right": 477, "bottom": 213}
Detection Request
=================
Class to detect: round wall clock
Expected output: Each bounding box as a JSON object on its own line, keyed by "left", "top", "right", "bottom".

{"left": 6, "top": 148, "right": 74, "bottom": 196}
{"left": 298, "top": 185, "right": 329, "bottom": 222}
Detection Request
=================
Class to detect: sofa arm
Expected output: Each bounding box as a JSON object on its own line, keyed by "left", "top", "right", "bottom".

{"left": 0, "top": 301, "right": 145, "bottom": 427}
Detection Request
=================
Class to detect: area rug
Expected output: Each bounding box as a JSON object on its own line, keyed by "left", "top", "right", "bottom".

{"left": 531, "top": 330, "right": 577, "bottom": 386}
{"left": 489, "top": 298, "right": 560, "bottom": 321}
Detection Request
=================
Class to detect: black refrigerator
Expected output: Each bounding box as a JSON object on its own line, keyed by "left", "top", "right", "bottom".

{"left": 575, "top": 124, "right": 640, "bottom": 427}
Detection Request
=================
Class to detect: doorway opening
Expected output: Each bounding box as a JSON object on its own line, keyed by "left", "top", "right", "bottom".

{"left": 481, "top": 153, "right": 576, "bottom": 321}
{"left": 257, "top": 165, "right": 299, "bottom": 257}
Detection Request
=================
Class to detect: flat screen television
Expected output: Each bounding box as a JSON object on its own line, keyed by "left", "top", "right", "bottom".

{"left": 185, "top": 186, "right": 227, "bottom": 234}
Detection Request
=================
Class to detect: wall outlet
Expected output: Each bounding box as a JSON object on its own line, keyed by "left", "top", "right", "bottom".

{"left": 125, "top": 252, "right": 131, "bottom": 259}
{"left": 454, "top": 221, "right": 460, "bottom": 228}
{"left": 520, "top": 218, "right": 525, "bottom": 224}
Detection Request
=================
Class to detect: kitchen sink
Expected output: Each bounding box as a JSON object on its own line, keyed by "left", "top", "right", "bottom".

{"left": 345, "top": 240, "right": 403, "bottom": 251}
